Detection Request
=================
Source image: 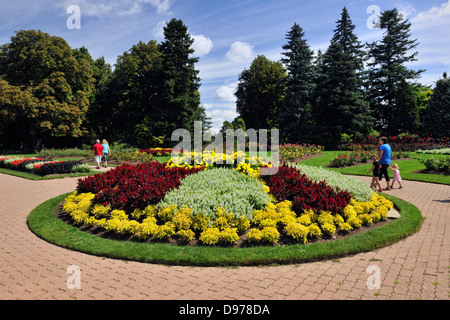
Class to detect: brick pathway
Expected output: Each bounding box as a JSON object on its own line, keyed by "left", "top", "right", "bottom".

{"left": 0, "top": 173, "right": 448, "bottom": 300}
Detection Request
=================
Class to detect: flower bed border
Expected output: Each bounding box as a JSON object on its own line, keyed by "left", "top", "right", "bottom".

{"left": 27, "top": 193, "right": 423, "bottom": 266}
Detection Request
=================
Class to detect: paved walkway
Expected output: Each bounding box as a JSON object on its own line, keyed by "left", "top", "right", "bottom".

{"left": 0, "top": 172, "right": 448, "bottom": 300}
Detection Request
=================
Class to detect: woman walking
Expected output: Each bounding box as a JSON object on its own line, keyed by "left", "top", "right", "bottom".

{"left": 378, "top": 136, "right": 392, "bottom": 191}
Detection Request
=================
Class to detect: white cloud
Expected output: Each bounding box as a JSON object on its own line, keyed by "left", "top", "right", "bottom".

{"left": 152, "top": 20, "right": 168, "bottom": 38}
{"left": 412, "top": 0, "right": 450, "bottom": 23}
{"left": 139, "top": 0, "right": 174, "bottom": 15}
{"left": 57, "top": 0, "right": 174, "bottom": 17}
{"left": 206, "top": 106, "right": 239, "bottom": 134}
{"left": 406, "top": 1, "right": 450, "bottom": 69}
{"left": 192, "top": 35, "right": 214, "bottom": 57}
{"left": 214, "top": 82, "right": 237, "bottom": 101}
{"left": 226, "top": 41, "right": 254, "bottom": 63}
{"left": 398, "top": 5, "right": 417, "bottom": 20}
{"left": 118, "top": 2, "right": 141, "bottom": 16}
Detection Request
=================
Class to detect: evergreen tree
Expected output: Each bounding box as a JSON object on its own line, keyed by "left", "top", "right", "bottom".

{"left": 276, "top": 23, "right": 315, "bottom": 144}
{"left": 158, "top": 18, "right": 208, "bottom": 143}
{"left": 312, "top": 42, "right": 371, "bottom": 148}
{"left": 367, "top": 9, "right": 424, "bottom": 134}
{"left": 331, "top": 7, "right": 366, "bottom": 72}
{"left": 311, "top": 8, "right": 372, "bottom": 148}
{"left": 422, "top": 73, "right": 450, "bottom": 137}
{"left": 235, "top": 55, "right": 286, "bottom": 129}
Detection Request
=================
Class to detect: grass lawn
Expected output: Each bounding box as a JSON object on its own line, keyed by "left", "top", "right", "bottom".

{"left": 298, "top": 151, "right": 449, "bottom": 185}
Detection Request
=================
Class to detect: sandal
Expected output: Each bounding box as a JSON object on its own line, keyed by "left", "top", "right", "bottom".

{"left": 383, "top": 188, "right": 391, "bottom": 191}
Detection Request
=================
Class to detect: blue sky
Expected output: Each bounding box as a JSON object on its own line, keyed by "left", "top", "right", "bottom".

{"left": 1, "top": 0, "right": 449, "bottom": 134}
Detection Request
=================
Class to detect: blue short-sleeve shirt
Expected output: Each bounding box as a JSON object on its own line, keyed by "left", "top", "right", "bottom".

{"left": 102, "top": 144, "right": 109, "bottom": 154}
{"left": 379, "top": 144, "right": 392, "bottom": 165}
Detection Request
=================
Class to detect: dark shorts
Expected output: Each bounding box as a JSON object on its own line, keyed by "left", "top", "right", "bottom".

{"left": 103, "top": 153, "right": 108, "bottom": 161}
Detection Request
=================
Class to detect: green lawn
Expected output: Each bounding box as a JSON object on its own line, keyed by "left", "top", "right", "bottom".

{"left": 299, "top": 151, "right": 449, "bottom": 185}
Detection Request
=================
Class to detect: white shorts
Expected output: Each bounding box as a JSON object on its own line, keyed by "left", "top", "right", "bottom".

{"left": 94, "top": 155, "right": 102, "bottom": 163}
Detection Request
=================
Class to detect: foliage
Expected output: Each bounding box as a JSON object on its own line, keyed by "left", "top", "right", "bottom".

{"left": 261, "top": 164, "right": 352, "bottom": 215}
{"left": 418, "top": 156, "right": 450, "bottom": 173}
{"left": 0, "top": 156, "right": 84, "bottom": 176}
{"left": 416, "top": 148, "right": 450, "bottom": 155}
{"left": 62, "top": 159, "right": 399, "bottom": 248}
{"left": 277, "top": 23, "right": 315, "bottom": 144}
{"left": 159, "top": 168, "right": 272, "bottom": 221}
{"left": 422, "top": 74, "right": 450, "bottom": 138}
{"left": 296, "top": 164, "right": 374, "bottom": 202}
{"left": 76, "top": 161, "right": 204, "bottom": 213}
{"left": 0, "top": 30, "right": 96, "bottom": 150}
{"left": 139, "top": 148, "right": 173, "bottom": 156}
{"left": 329, "top": 146, "right": 410, "bottom": 168}
{"left": 279, "top": 143, "right": 324, "bottom": 161}
{"left": 166, "top": 150, "right": 270, "bottom": 178}
{"left": 37, "top": 148, "right": 90, "bottom": 158}
{"left": 367, "top": 9, "right": 424, "bottom": 135}
{"left": 311, "top": 8, "right": 372, "bottom": 148}
{"left": 235, "top": 55, "right": 286, "bottom": 129}
{"left": 344, "top": 135, "right": 449, "bottom": 152}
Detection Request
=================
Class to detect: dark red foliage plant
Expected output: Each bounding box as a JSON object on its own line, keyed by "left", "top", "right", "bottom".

{"left": 261, "top": 163, "right": 351, "bottom": 215}
{"left": 76, "top": 162, "right": 203, "bottom": 213}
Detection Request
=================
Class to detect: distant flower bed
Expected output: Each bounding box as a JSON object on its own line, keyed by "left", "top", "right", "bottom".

{"left": 329, "top": 145, "right": 409, "bottom": 168}
{"left": 279, "top": 143, "right": 324, "bottom": 162}
{"left": 138, "top": 148, "right": 174, "bottom": 156}
{"left": 344, "top": 135, "right": 449, "bottom": 152}
{"left": 0, "top": 156, "right": 84, "bottom": 176}
{"left": 416, "top": 148, "right": 450, "bottom": 155}
{"left": 62, "top": 161, "right": 395, "bottom": 246}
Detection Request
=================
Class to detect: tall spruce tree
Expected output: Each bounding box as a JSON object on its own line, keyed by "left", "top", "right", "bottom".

{"left": 367, "top": 9, "right": 424, "bottom": 135}
{"left": 158, "top": 18, "right": 208, "bottom": 142}
{"left": 276, "top": 23, "right": 315, "bottom": 144}
{"left": 312, "top": 8, "right": 372, "bottom": 148}
{"left": 331, "top": 7, "right": 366, "bottom": 72}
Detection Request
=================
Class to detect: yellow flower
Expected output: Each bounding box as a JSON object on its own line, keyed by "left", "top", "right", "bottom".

{"left": 284, "top": 222, "right": 309, "bottom": 243}
{"left": 199, "top": 227, "right": 221, "bottom": 245}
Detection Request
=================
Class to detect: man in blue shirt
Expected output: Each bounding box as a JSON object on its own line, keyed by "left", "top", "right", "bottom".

{"left": 378, "top": 136, "right": 392, "bottom": 190}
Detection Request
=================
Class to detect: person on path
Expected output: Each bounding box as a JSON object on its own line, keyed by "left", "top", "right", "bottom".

{"left": 91, "top": 139, "right": 103, "bottom": 169}
{"left": 389, "top": 163, "right": 403, "bottom": 189}
{"left": 378, "top": 136, "right": 392, "bottom": 190}
{"left": 101, "top": 139, "right": 110, "bottom": 168}
{"left": 367, "top": 154, "right": 383, "bottom": 192}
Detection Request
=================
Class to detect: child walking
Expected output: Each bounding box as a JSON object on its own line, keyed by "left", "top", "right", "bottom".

{"left": 367, "top": 154, "right": 383, "bottom": 192}
{"left": 389, "top": 163, "right": 403, "bottom": 189}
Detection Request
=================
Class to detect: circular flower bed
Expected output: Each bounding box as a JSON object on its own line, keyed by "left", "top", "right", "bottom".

{"left": 61, "top": 153, "right": 395, "bottom": 247}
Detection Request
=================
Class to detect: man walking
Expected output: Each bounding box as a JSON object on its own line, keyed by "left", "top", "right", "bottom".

{"left": 91, "top": 139, "right": 104, "bottom": 169}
